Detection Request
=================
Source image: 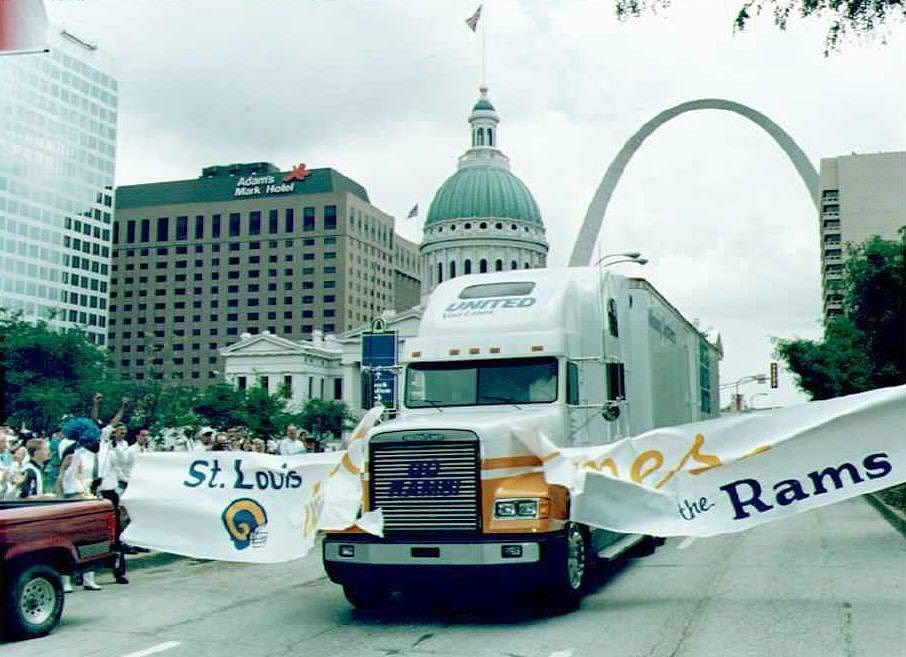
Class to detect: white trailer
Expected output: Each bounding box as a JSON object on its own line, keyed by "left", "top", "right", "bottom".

{"left": 324, "top": 266, "right": 721, "bottom": 607}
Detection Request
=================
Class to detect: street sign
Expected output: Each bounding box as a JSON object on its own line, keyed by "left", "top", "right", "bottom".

{"left": 361, "top": 330, "right": 397, "bottom": 409}
{"left": 770, "top": 361, "right": 779, "bottom": 389}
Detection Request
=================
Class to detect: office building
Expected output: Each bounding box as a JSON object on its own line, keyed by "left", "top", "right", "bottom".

{"left": 0, "top": 29, "right": 118, "bottom": 343}
{"left": 819, "top": 152, "right": 906, "bottom": 317}
{"left": 108, "top": 162, "right": 414, "bottom": 383}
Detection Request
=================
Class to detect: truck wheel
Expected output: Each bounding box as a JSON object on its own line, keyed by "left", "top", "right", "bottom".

{"left": 343, "top": 583, "right": 390, "bottom": 610}
{"left": 547, "top": 523, "right": 590, "bottom": 610}
{"left": 4, "top": 564, "right": 64, "bottom": 639}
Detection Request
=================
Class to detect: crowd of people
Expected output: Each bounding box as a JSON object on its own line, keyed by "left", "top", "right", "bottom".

{"left": 0, "top": 392, "right": 334, "bottom": 592}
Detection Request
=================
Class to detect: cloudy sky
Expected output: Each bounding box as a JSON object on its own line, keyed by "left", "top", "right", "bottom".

{"left": 46, "top": 0, "right": 906, "bottom": 408}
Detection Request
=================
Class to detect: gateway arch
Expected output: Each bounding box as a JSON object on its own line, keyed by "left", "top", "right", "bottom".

{"left": 569, "top": 98, "right": 819, "bottom": 266}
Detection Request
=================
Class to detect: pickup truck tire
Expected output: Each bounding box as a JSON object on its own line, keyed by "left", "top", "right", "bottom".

{"left": 4, "top": 563, "right": 64, "bottom": 640}
{"left": 343, "top": 583, "right": 391, "bottom": 610}
{"left": 546, "top": 523, "right": 590, "bottom": 611}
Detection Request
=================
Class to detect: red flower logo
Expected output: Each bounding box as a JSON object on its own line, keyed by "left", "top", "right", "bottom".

{"left": 283, "top": 163, "right": 310, "bottom": 183}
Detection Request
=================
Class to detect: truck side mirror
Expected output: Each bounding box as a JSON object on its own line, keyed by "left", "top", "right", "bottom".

{"left": 602, "top": 402, "right": 621, "bottom": 422}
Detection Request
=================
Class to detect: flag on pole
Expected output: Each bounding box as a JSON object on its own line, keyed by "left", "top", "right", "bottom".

{"left": 406, "top": 204, "right": 418, "bottom": 219}
{"left": 465, "top": 5, "right": 482, "bottom": 32}
{"left": 0, "top": 0, "right": 49, "bottom": 54}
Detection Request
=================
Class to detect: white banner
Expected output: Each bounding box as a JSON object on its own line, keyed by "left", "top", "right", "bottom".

{"left": 122, "top": 451, "right": 341, "bottom": 563}
{"left": 122, "top": 408, "right": 386, "bottom": 563}
{"left": 514, "top": 385, "right": 906, "bottom": 537}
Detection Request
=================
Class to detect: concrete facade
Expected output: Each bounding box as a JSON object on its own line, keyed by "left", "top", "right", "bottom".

{"left": 108, "top": 163, "right": 419, "bottom": 384}
{"left": 818, "top": 152, "right": 906, "bottom": 317}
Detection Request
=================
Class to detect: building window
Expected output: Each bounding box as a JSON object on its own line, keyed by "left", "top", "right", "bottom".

{"left": 269, "top": 209, "right": 278, "bottom": 234}
{"left": 283, "top": 375, "right": 293, "bottom": 398}
{"left": 157, "top": 217, "right": 169, "bottom": 241}
{"left": 607, "top": 299, "right": 619, "bottom": 337}
{"left": 449, "top": 260, "right": 456, "bottom": 278}
{"left": 437, "top": 262, "right": 443, "bottom": 284}
{"left": 325, "top": 205, "right": 337, "bottom": 230}
{"left": 495, "top": 259, "right": 503, "bottom": 272}
{"left": 195, "top": 215, "right": 204, "bottom": 239}
{"left": 126, "top": 220, "right": 136, "bottom": 244}
{"left": 249, "top": 211, "right": 261, "bottom": 235}
{"left": 333, "top": 378, "right": 343, "bottom": 400}
{"left": 303, "top": 207, "right": 315, "bottom": 232}
{"left": 285, "top": 208, "right": 295, "bottom": 232}
{"left": 140, "top": 219, "right": 150, "bottom": 242}
{"left": 229, "top": 213, "right": 241, "bottom": 237}
{"left": 480, "top": 259, "right": 488, "bottom": 273}
{"left": 212, "top": 214, "right": 221, "bottom": 238}
{"left": 464, "top": 259, "right": 472, "bottom": 274}
{"left": 171, "top": 216, "right": 186, "bottom": 241}
{"left": 237, "top": 376, "right": 247, "bottom": 390}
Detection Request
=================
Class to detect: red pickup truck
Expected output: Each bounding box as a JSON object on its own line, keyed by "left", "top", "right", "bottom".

{"left": 1, "top": 498, "right": 116, "bottom": 640}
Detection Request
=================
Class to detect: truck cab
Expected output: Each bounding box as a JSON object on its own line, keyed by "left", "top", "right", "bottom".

{"left": 323, "top": 267, "right": 720, "bottom": 608}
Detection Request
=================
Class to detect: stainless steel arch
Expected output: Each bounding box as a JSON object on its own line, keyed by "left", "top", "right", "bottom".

{"left": 569, "top": 98, "right": 818, "bottom": 266}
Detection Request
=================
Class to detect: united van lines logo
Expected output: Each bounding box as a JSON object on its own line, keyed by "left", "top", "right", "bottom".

{"left": 222, "top": 498, "right": 269, "bottom": 550}
{"left": 283, "top": 163, "right": 310, "bottom": 183}
{"left": 443, "top": 296, "right": 536, "bottom": 319}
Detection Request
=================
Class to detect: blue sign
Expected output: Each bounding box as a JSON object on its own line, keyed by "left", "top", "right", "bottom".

{"left": 362, "top": 332, "right": 396, "bottom": 367}
{"left": 362, "top": 331, "right": 397, "bottom": 409}
{"left": 371, "top": 369, "right": 396, "bottom": 409}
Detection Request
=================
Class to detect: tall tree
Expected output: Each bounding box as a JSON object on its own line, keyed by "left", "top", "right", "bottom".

{"left": 614, "top": 0, "right": 906, "bottom": 53}
{"left": 776, "top": 230, "right": 906, "bottom": 399}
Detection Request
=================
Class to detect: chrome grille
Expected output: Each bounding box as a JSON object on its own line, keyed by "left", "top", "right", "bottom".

{"left": 369, "top": 435, "right": 480, "bottom": 532}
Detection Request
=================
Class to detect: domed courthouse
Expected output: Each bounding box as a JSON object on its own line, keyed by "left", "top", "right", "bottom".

{"left": 420, "top": 86, "right": 548, "bottom": 295}
{"left": 221, "top": 87, "right": 550, "bottom": 412}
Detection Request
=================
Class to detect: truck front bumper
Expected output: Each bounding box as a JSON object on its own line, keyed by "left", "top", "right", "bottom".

{"left": 323, "top": 532, "right": 566, "bottom": 591}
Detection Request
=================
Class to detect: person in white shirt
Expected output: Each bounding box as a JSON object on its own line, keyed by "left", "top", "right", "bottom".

{"left": 278, "top": 425, "right": 307, "bottom": 456}
{"left": 194, "top": 427, "right": 215, "bottom": 451}
{"left": 98, "top": 424, "right": 130, "bottom": 585}
{"left": 122, "top": 428, "right": 150, "bottom": 482}
{"left": 58, "top": 418, "right": 103, "bottom": 591}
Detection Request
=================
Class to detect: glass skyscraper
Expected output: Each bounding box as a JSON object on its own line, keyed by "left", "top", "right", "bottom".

{"left": 0, "top": 28, "right": 117, "bottom": 344}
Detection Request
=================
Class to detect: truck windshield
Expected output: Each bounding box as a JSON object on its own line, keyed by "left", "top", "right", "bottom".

{"left": 405, "top": 357, "right": 558, "bottom": 408}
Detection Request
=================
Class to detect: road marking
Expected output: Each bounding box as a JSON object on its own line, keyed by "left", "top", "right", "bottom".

{"left": 676, "top": 536, "right": 697, "bottom": 550}
{"left": 548, "top": 651, "right": 574, "bottom": 657}
{"left": 120, "top": 641, "right": 181, "bottom": 657}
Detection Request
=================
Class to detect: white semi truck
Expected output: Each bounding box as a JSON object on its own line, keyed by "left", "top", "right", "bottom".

{"left": 324, "top": 266, "right": 720, "bottom": 607}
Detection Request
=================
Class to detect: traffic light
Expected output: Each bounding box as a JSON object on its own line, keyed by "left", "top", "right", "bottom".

{"left": 770, "top": 362, "right": 779, "bottom": 389}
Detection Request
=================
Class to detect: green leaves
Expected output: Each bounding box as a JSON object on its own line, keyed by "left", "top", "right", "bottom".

{"left": 776, "top": 230, "right": 906, "bottom": 399}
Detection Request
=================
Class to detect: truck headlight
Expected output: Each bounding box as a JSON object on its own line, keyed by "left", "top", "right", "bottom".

{"left": 494, "top": 498, "right": 546, "bottom": 519}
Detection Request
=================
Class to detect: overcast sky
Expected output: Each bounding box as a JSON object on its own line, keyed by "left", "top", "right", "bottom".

{"left": 46, "top": 0, "right": 906, "bottom": 408}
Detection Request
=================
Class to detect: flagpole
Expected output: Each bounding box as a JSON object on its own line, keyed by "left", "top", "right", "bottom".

{"left": 481, "top": 8, "right": 487, "bottom": 87}
{"left": 0, "top": 47, "right": 50, "bottom": 57}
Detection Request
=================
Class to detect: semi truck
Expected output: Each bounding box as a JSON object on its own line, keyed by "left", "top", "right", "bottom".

{"left": 324, "top": 266, "right": 721, "bottom": 608}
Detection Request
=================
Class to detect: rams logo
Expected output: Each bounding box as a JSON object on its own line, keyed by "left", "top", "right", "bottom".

{"left": 222, "top": 498, "right": 269, "bottom": 550}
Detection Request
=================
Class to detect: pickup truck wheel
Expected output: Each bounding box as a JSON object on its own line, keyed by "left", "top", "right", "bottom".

{"left": 4, "top": 564, "right": 64, "bottom": 639}
{"left": 343, "top": 583, "right": 391, "bottom": 610}
{"left": 547, "top": 523, "right": 590, "bottom": 611}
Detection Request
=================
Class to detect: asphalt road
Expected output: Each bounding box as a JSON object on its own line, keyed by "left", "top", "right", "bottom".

{"left": 5, "top": 498, "right": 906, "bottom": 657}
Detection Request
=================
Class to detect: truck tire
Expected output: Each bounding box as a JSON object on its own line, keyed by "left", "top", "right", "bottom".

{"left": 4, "top": 563, "right": 64, "bottom": 640}
{"left": 547, "top": 523, "right": 590, "bottom": 610}
{"left": 343, "top": 583, "right": 391, "bottom": 610}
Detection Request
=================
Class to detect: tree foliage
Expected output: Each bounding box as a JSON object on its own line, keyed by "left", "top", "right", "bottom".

{"left": 0, "top": 310, "right": 356, "bottom": 438}
{"left": 291, "top": 398, "right": 354, "bottom": 439}
{"left": 614, "top": 0, "right": 906, "bottom": 53}
{"left": 0, "top": 310, "right": 108, "bottom": 431}
{"left": 776, "top": 230, "right": 906, "bottom": 399}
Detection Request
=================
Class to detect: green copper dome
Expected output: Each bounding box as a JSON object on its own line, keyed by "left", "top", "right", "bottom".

{"left": 425, "top": 165, "right": 543, "bottom": 226}
{"left": 473, "top": 97, "right": 495, "bottom": 111}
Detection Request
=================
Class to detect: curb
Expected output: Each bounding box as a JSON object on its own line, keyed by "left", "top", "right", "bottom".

{"left": 865, "top": 493, "right": 906, "bottom": 539}
{"left": 126, "top": 551, "right": 197, "bottom": 572}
